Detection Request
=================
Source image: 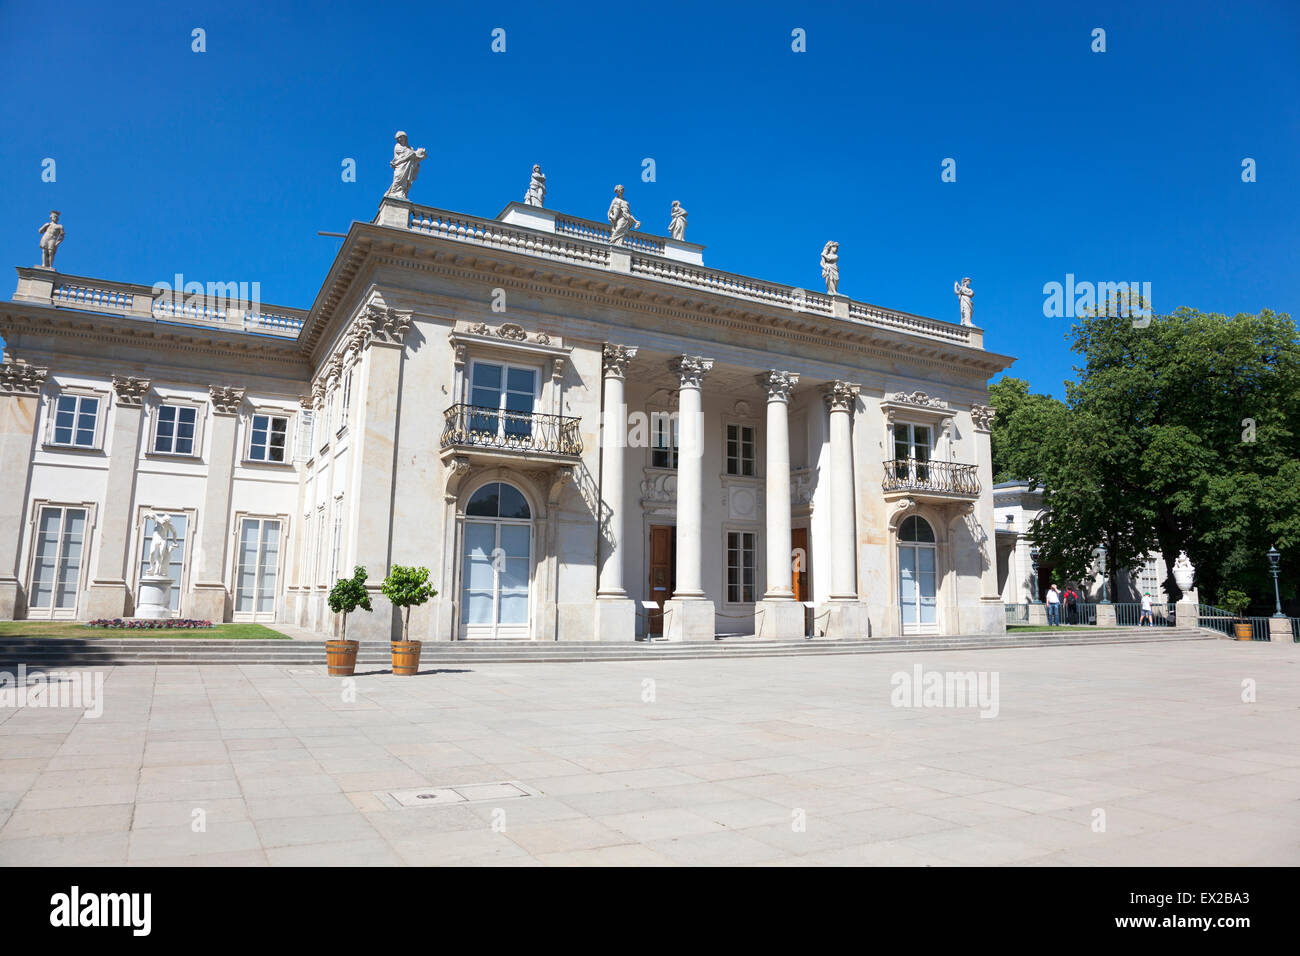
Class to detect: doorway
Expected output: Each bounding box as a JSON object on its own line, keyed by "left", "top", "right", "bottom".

{"left": 647, "top": 525, "right": 676, "bottom": 635}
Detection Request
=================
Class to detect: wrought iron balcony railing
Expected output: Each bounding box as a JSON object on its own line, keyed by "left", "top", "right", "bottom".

{"left": 441, "top": 403, "right": 583, "bottom": 457}
{"left": 882, "top": 458, "right": 980, "bottom": 497}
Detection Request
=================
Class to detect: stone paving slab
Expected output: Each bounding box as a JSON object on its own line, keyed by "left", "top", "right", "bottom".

{"left": 0, "top": 639, "right": 1297, "bottom": 865}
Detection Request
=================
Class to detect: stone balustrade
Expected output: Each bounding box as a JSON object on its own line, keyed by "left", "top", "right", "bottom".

{"left": 408, "top": 206, "right": 611, "bottom": 267}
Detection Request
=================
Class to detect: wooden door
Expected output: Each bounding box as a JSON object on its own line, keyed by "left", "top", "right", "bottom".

{"left": 648, "top": 525, "right": 676, "bottom": 635}
{"left": 792, "top": 527, "right": 810, "bottom": 632}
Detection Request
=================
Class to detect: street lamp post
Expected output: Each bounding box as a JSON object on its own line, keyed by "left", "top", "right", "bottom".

{"left": 1097, "top": 543, "right": 1111, "bottom": 604}
{"left": 1268, "top": 545, "right": 1284, "bottom": 618}
{"left": 1030, "top": 547, "right": 1041, "bottom": 603}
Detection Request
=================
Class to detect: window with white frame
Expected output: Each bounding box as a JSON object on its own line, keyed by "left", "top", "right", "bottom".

{"left": 314, "top": 507, "right": 326, "bottom": 584}
{"left": 468, "top": 360, "right": 539, "bottom": 439}
{"left": 322, "top": 390, "right": 335, "bottom": 443}
{"left": 49, "top": 394, "right": 100, "bottom": 448}
{"left": 339, "top": 368, "right": 352, "bottom": 430}
{"left": 651, "top": 411, "right": 679, "bottom": 469}
{"left": 247, "top": 413, "right": 289, "bottom": 463}
{"left": 894, "top": 422, "right": 932, "bottom": 481}
{"left": 726, "top": 531, "right": 756, "bottom": 603}
{"left": 329, "top": 497, "right": 344, "bottom": 583}
{"left": 1139, "top": 557, "right": 1159, "bottom": 598}
{"left": 29, "top": 505, "right": 89, "bottom": 615}
{"left": 153, "top": 403, "right": 199, "bottom": 456}
{"left": 725, "top": 423, "right": 756, "bottom": 477}
{"left": 234, "top": 517, "right": 281, "bottom": 617}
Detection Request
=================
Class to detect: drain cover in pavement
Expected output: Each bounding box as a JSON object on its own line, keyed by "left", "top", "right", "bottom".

{"left": 382, "top": 780, "right": 539, "bottom": 808}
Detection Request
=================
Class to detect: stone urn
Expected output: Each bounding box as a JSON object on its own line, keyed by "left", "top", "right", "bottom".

{"left": 1172, "top": 552, "right": 1195, "bottom": 593}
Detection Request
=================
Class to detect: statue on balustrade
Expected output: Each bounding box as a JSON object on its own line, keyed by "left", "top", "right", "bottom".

{"left": 954, "top": 276, "right": 974, "bottom": 326}
{"left": 385, "top": 131, "right": 427, "bottom": 201}
{"left": 820, "top": 240, "right": 840, "bottom": 295}
{"left": 38, "top": 210, "right": 64, "bottom": 270}
{"left": 607, "top": 185, "right": 640, "bottom": 246}
{"left": 669, "top": 201, "right": 688, "bottom": 241}
{"left": 524, "top": 164, "right": 547, "bottom": 206}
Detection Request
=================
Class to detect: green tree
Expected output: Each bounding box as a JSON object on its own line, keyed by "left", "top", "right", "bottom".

{"left": 327, "top": 566, "right": 372, "bottom": 640}
{"left": 380, "top": 565, "right": 436, "bottom": 642}
{"left": 988, "top": 376, "right": 1068, "bottom": 484}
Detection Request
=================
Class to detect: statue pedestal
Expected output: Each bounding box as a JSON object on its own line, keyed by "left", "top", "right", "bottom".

{"left": 136, "top": 575, "right": 174, "bottom": 621}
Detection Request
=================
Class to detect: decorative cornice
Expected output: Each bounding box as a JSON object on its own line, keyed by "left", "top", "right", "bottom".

{"left": 890, "top": 390, "right": 948, "bottom": 409}
{"left": 602, "top": 344, "right": 638, "bottom": 379}
{"left": 758, "top": 370, "right": 799, "bottom": 402}
{"left": 823, "top": 380, "right": 860, "bottom": 412}
{"left": 111, "top": 374, "right": 152, "bottom": 407}
{"left": 209, "top": 385, "right": 246, "bottom": 415}
{"left": 0, "top": 359, "right": 49, "bottom": 396}
{"left": 496, "top": 322, "right": 528, "bottom": 342}
{"left": 668, "top": 354, "right": 714, "bottom": 388}
{"left": 970, "top": 403, "right": 996, "bottom": 432}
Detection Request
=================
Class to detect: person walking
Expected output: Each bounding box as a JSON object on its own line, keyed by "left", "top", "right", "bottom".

{"left": 1139, "top": 592, "right": 1154, "bottom": 626}
{"left": 1064, "top": 584, "right": 1080, "bottom": 625}
{"left": 1046, "top": 584, "right": 1061, "bottom": 626}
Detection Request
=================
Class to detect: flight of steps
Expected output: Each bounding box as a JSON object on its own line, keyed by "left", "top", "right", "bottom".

{"left": 0, "top": 628, "right": 1217, "bottom": 667}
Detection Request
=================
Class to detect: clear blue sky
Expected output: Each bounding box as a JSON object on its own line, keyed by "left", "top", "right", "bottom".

{"left": 1, "top": 0, "right": 1296, "bottom": 399}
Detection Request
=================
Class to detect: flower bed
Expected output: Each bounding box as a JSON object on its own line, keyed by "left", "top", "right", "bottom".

{"left": 88, "top": 618, "right": 215, "bottom": 629}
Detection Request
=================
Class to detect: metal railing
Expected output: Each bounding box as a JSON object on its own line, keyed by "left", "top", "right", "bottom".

{"left": 1005, "top": 603, "right": 1029, "bottom": 624}
{"left": 1114, "top": 602, "right": 1175, "bottom": 627}
{"left": 1197, "top": 604, "right": 1270, "bottom": 639}
{"left": 440, "top": 404, "right": 582, "bottom": 457}
{"left": 882, "top": 459, "right": 980, "bottom": 497}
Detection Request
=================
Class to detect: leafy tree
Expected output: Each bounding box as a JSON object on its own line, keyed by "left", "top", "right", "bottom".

{"left": 327, "top": 566, "right": 372, "bottom": 640}
{"left": 987, "top": 377, "right": 1068, "bottom": 485}
{"left": 380, "top": 565, "right": 436, "bottom": 642}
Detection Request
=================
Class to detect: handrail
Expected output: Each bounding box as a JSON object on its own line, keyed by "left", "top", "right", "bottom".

{"left": 440, "top": 403, "right": 583, "bottom": 457}
{"left": 882, "top": 458, "right": 980, "bottom": 496}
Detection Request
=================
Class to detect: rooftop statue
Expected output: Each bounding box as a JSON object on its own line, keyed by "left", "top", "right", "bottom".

{"left": 954, "top": 277, "right": 974, "bottom": 326}
{"left": 385, "top": 131, "right": 427, "bottom": 201}
{"left": 39, "top": 210, "right": 64, "bottom": 270}
{"left": 669, "top": 201, "right": 688, "bottom": 241}
{"left": 821, "top": 241, "right": 840, "bottom": 295}
{"left": 524, "top": 164, "right": 546, "bottom": 207}
{"left": 607, "top": 185, "right": 640, "bottom": 246}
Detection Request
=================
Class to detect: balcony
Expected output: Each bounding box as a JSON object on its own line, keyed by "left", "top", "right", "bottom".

{"left": 882, "top": 459, "right": 980, "bottom": 500}
{"left": 440, "top": 404, "right": 583, "bottom": 464}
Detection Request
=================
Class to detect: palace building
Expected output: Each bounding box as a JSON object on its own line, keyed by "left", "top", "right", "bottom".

{"left": 0, "top": 167, "right": 1014, "bottom": 642}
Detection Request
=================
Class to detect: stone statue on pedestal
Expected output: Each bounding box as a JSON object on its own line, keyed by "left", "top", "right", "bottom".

{"left": 39, "top": 211, "right": 64, "bottom": 270}
{"left": 669, "top": 201, "right": 687, "bottom": 241}
{"left": 954, "top": 277, "right": 974, "bottom": 326}
{"left": 607, "top": 185, "right": 640, "bottom": 246}
{"left": 146, "top": 512, "right": 178, "bottom": 576}
{"left": 524, "top": 164, "right": 546, "bottom": 206}
{"left": 385, "top": 131, "right": 428, "bottom": 201}
{"left": 821, "top": 241, "right": 840, "bottom": 295}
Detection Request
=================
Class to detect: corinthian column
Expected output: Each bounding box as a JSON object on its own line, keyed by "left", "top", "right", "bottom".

{"left": 818, "top": 380, "right": 868, "bottom": 638}
{"left": 664, "top": 354, "right": 715, "bottom": 641}
{"left": 594, "top": 344, "right": 637, "bottom": 642}
{"left": 0, "top": 359, "right": 48, "bottom": 619}
{"left": 756, "top": 370, "right": 805, "bottom": 639}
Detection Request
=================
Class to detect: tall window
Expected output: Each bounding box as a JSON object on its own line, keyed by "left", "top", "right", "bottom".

{"left": 329, "top": 499, "right": 344, "bottom": 584}
{"left": 651, "top": 411, "right": 679, "bottom": 468}
{"left": 30, "top": 506, "right": 87, "bottom": 614}
{"left": 894, "top": 423, "right": 931, "bottom": 481}
{"left": 323, "top": 390, "right": 335, "bottom": 440}
{"left": 726, "top": 531, "right": 755, "bottom": 603}
{"left": 469, "top": 361, "right": 538, "bottom": 438}
{"left": 248, "top": 414, "right": 288, "bottom": 462}
{"left": 898, "top": 515, "right": 938, "bottom": 632}
{"left": 340, "top": 369, "right": 352, "bottom": 428}
{"left": 137, "top": 512, "right": 188, "bottom": 612}
{"left": 235, "top": 517, "right": 281, "bottom": 616}
{"left": 154, "top": 404, "right": 197, "bottom": 455}
{"left": 314, "top": 507, "right": 326, "bottom": 585}
{"left": 51, "top": 395, "right": 99, "bottom": 448}
{"left": 1139, "top": 557, "right": 1159, "bottom": 598}
{"left": 725, "top": 424, "right": 755, "bottom": 476}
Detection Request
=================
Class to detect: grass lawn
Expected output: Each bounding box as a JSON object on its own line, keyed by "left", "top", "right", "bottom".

{"left": 0, "top": 621, "right": 290, "bottom": 640}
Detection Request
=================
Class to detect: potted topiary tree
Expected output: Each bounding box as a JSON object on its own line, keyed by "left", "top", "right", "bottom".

{"left": 326, "top": 566, "right": 372, "bottom": 676}
{"left": 381, "top": 565, "right": 435, "bottom": 676}
{"left": 1221, "top": 589, "right": 1253, "bottom": 640}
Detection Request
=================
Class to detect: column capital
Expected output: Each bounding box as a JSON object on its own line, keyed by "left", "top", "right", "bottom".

{"left": 356, "top": 303, "right": 413, "bottom": 348}
{"left": 758, "top": 370, "right": 799, "bottom": 402}
{"left": 823, "top": 380, "right": 860, "bottom": 412}
{"left": 602, "top": 344, "right": 638, "bottom": 379}
{"left": 668, "top": 354, "right": 714, "bottom": 388}
{"left": 970, "top": 403, "right": 996, "bottom": 432}
{"left": 112, "top": 374, "right": 152, "bottom": 407}
{"left": 209, "top": 385, "right": 246, "bottom": 415}
{"left": 0, "top": 358, "right": 48, "bottom": 396}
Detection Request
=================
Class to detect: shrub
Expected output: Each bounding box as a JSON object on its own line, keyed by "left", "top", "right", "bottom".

{"left": 328, "top": 567, "right": 372, "bottom": 640}
{"left": 380, "top": 566, "right": 436, "bottom": 642}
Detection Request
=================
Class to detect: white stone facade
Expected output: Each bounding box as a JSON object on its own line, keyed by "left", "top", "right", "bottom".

{"left": 0, "top": 193, "right": 1014, "bottom": 641}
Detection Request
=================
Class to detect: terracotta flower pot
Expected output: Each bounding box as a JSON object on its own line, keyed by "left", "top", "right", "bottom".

{"left": 326, "top": 639, "right": 359, "bottom": 676}
{"left": 1234, "top": 622, "right": 1254, "bottom": 641}
{"left": 391, "top": 640, "right": 422, "bottom": 676}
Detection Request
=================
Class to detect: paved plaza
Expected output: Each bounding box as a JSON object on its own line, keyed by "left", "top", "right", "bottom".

{"left": 1, "top": 639, "right": 1297, "bottom": 866}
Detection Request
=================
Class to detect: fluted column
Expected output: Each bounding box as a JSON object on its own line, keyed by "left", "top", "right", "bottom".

{"left": 756, "top": 371, "right": 805, "bottom": 639}
{"left": 818, "top": 381, "right": 867, "bottom": 639}
{"left": 597, "top": 345, "right": 636, "bottom": 597}
{"left": 664, "top": 355, "right": 715, "bottom": 641}
{"left": 85, "top": 375, "right": 152, "bottom": 619}
{"left": 0, "top": 359, "right": 49, "bottom": 619}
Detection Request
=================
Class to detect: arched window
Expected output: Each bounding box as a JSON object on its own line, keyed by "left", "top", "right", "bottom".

{"left": 899, "top": 515, "right": 935, "bottom": 543}
{"left": 466, "top": 481, "right": 531, "bottom": 519}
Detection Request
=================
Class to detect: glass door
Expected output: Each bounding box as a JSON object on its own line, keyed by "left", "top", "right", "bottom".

{"left": 894, "top": 423, "right": 931, "bottom": 484}
{"left": 29, "top": 506, "right": 88, "bottom": 619}
{"left": 234, "top": 517, "right": 281, "bottom": 621}
{"left": 461, "top": 520, "right": 532, "bottom": 639}
{"left": 469, "top": 361, "right": 539, "bottom": 442}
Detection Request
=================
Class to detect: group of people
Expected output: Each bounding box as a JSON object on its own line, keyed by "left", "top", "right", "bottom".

{"left": 1044, "top": 585, "right": 1158, "bottom": 625}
